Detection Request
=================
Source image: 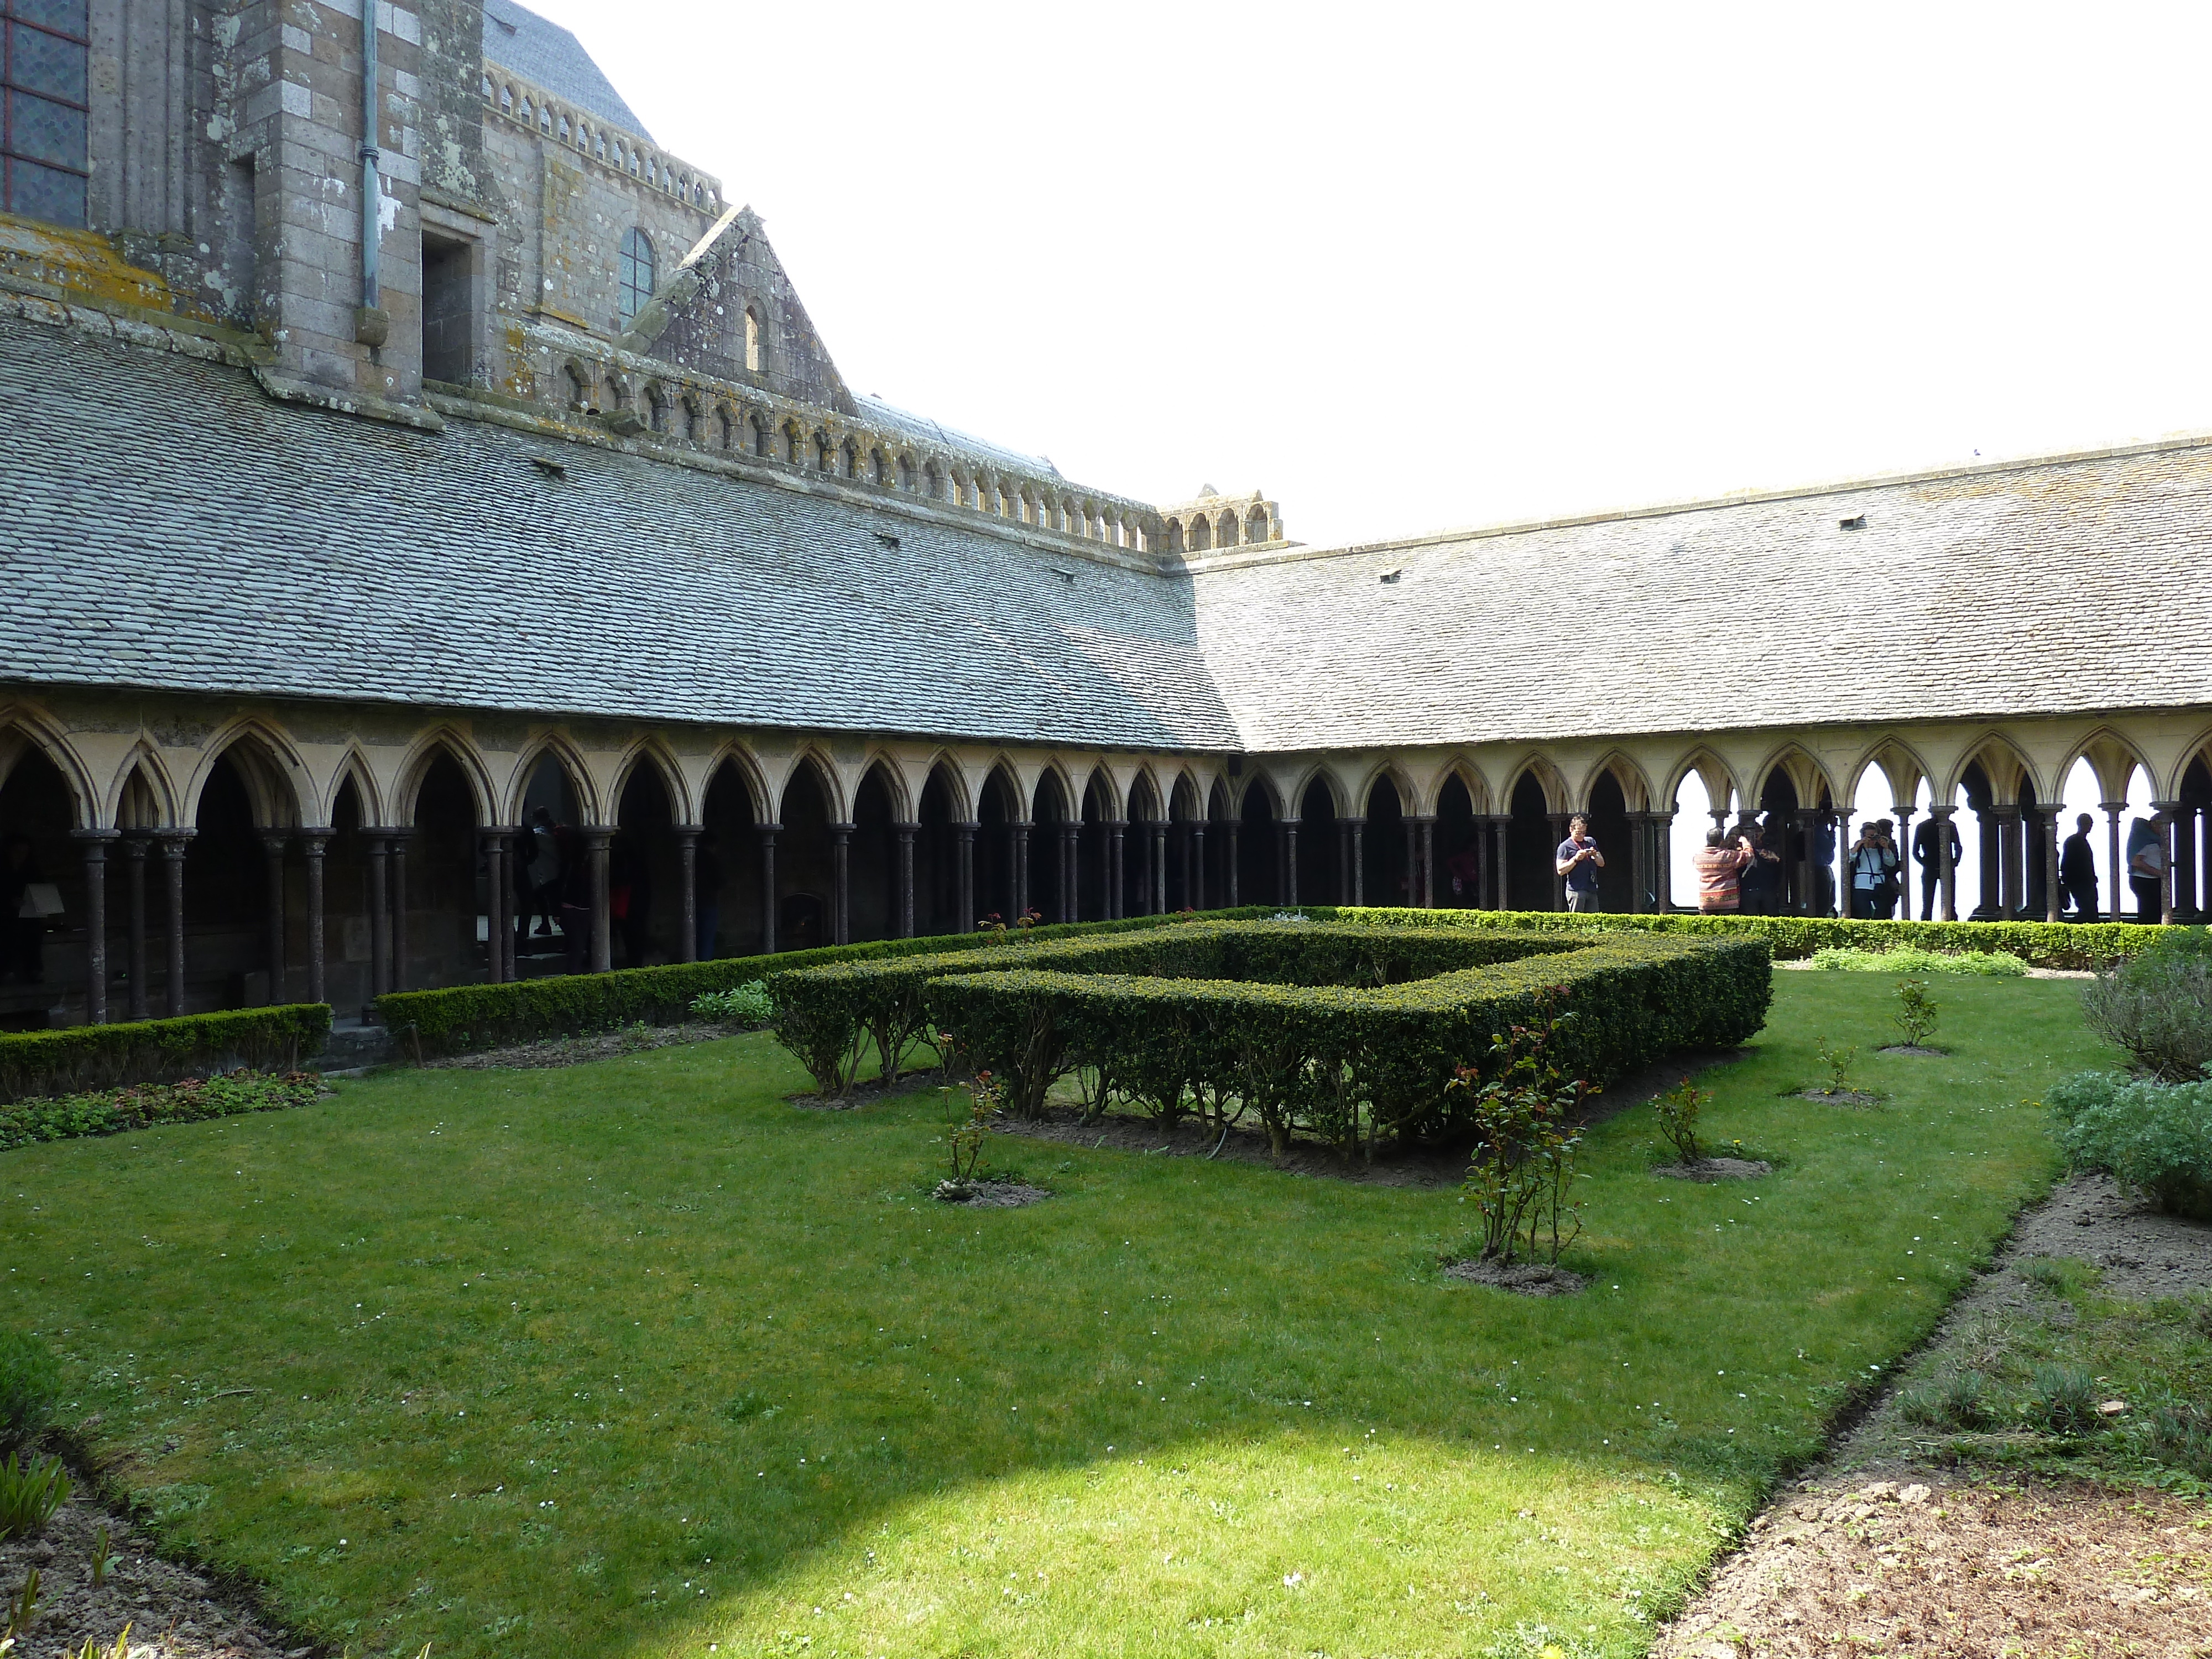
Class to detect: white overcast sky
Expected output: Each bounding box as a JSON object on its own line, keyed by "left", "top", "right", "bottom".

{"left": 527, "top": 0, "right": 2212, "bottom": 552}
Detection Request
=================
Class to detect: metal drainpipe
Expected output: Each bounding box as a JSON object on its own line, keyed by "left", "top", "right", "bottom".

{"left": 357, "top": 2, "right": 385, "bottom": 341}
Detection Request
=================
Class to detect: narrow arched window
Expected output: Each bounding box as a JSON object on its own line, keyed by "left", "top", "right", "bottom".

{"left": 1, "top": 0, "right": 91, "bottom": 225}
{"left": 744, "top": 307, "right": 763, "bottom": 372}
{"left": 617, "top": 228, "right": 655, "bottom": 325}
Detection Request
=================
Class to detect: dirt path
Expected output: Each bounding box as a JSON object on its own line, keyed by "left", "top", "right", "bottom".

{"left": 1655, "top": 1174, "right": 2212, "bottom": 1658}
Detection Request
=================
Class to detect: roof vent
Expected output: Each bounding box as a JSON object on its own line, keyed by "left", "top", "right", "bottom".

{"left": 1048, "top": 567, "right": 1075, "bottom": 584}
{"left": 1839, "top": 514, "right": 1866, "bottom": 530}
{"left": 529, "top": 455, "right": 567, "bottom": 480}
{"left": 874, "top": 531, "right": 901, "bottom": 550}
{"left": 1379, "top": 568, "right": 1403, "bottom": 585}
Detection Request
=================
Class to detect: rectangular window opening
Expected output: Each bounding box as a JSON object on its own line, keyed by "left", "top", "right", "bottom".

{"left": 2, "top": 0, "right": 92, "bottom": 227}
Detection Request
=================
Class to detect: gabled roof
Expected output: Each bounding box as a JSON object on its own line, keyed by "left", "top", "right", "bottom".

{"left": 1188, "top": 438, "right": 2212, "bottom": 751}
{"left": 482, "top": 0, "right": 655, "bottom": 144}
{"left": 0, "top": 317, "right": 1235, "bottom": 752}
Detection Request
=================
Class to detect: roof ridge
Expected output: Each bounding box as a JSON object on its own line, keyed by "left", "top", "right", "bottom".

{"left": 1182, "top": 426, "right": 2212, "bottom": 575}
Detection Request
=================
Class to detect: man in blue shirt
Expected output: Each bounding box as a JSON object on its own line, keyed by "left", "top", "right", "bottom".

{"left": 1555, "top": 813, "right": 1605, "bottom": 912}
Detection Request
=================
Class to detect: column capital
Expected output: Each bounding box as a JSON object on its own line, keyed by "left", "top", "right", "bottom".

{"left": 581, "top": 826, "right": 614, "bottom": 848}
{"left": 1104, "top": 818, "right": 1128, "bottom": 831}
{"left": 298, "top": 828, "right": 332, "bottom": 852}
{"left": 1337, "top": 816, "right": 1366, "bottom": 828}
{"left": 1928, "top": 803, "right": 1958, "bottom": 819}
{"left": 830, "top": 821, "right": 855, "bottom": 838}
{"left": 71, "top": 827, "right": 121, "bottom": 846}
{"left": 2151, "top": 799, "right": 2184, "bottom": 814}
{"left": 672, "top": 823, "right": 705, "bottom": 837}
{"left": 951, "top": 820, "right": 978, "bottom": 834}
{"left": 893, "top": 820, "right": 920, "bottom": 835}
{"left": 117, "top": 832, "right": 150, "bottom": 859}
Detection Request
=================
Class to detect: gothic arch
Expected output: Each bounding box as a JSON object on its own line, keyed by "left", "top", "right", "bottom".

{"left": 1354, "top": 758, "right": 1416, "bottom": 819}
{"left": 1749, "top": 741, "right": 1838, "bottom": 811}
{"left": 1126, "top": 769, "right": 1166, "bottom": 825}
{"left": 1841, "top": 736, "right": 1933, "bottom": 808}
{"left": 855, "top": 753, "right": 913, "bottom": 822}
{"left": 2057, "top": 726, "right": 2155, "bottom": 805}
{"left": 702, "top": 739, "right": 772, "bottom": 822}
{"left": 2168, "top": 721, "right": 2212, "bottom": 800}
{"left": 1503, "top": 754, "right": 1567, "bottom": 815}
{"left": 184, "top": 719, "right": 314, "bottom": 829}
{"left": 1074, "top": 763, "right": 1122, "bottom": 821}
{"left": 1167, "top": 768, "right": 1204, "bottom": 822}
{"left": 1948, "top": 731, "right": 2043, "bottom": 805}
{"left": 610, "top": 738, "right": 693, "bottom": 825}
{"left": 1031, "top": 759, "right": 1079, "bottom": 825}
{"left": 919, "top": 752, "right": 975, "bottom": 822}
{"left": 1433, "top": 759, "right": 1494, "bottom": 817}
{"left": 101, "top": 740, "right": 181, "bottom": 831}
{"left": 1662, "top": 747, "right": 1739, "bottom": 812}
{"left": 1277, "top": 764, "right": 1344, "bottom": 818}
{"left": 782, "top": 748, "right": 849, "bottom": 822}
{"left": 327, "top": 746, "right": 387, "bottom": 828}
{"left": 0, "top": 708, "right": 98, "bottom": 828}
{"left": 392, "top": 729, "right": 496, "bottom": 827}
{"left": 505, "top": 733, "right": 600, "bottom": 825}
{"left": 1234, "top": 771, "right": 1285, "bottom": 817}
{"left": 1580, "top": 750, "right": 1654, "bottom": 814}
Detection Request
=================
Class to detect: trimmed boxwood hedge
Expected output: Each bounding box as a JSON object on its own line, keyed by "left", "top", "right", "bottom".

{"left": 770, "top": 920, "right": 1770, "bottom": 1149}
{"left": 1286, "top": 906, "right": 2168, "bottom": 972}
{"left": 0, "top": 1004, "right": 332, "bottom": 1104}
{"left": 371, "top": 912, "right": 1267, "bottom": 1057}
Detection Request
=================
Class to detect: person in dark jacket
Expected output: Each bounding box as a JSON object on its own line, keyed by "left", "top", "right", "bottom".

{"left": 1736, "top": 822, "right": 1784, "bottom": 916}
{"left": 1913, "top": 814, "right": 1963, "bottom": 920}
{"left": 2059, "top": 812, "right": 2099, "bottom": 922}
{"left": 694, "top": 831, "right": 722, "bottom": 961}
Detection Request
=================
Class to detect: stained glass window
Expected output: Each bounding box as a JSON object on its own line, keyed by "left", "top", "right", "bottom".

{"left": 2, "top": 0, "right": 88, "bottom": 226}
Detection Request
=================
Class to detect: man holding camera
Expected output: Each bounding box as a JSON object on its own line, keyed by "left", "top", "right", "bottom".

{"left": 1554, "top": 813, "right": 1606, "bottom": 912}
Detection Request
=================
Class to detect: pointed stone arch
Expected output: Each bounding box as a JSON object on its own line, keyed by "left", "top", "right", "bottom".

{"left": 1949, "top": 731, "right": 2042, "bottom": 806}
{"left": 1580, "top": 750, "right": 1653, "bottom": 814}
{"left": 393, "top": 728, "right": 496, "bottom": 827}
{"left": 1355, "top": 757, "right": 1418, "bottom": 820}
{"left": 1503, "top": 753, "right": 1567, "bottom": 815}
{"left": 2057, "top": 726, "right": 2154, "bottom": 806}
{"left": 0, "top": 707, "right": 98, "bottom": 828}
{"left": 918, "top": 752, "right": 975, "bottom": 823}
{"left": 327, "top": 746, "right": 387, "bottom": 829}
{"left": 103, "top": 739, "right": 182, "bottom": 831}
{"left": 1750, "top": 741, "right": 1838, "bottom": 813}
{"left": 703, "top": 739, "right": 773, "bottom": 823}
{"left": 185, "top": 719, "right": 314, "bottom": 830}
{"left": 610, "top": 738, "right": 693, "bottom": 826}
{"left": 781, "top": 747, "right": 849, "bottom": 822}
{"left": 1843, "top": 737, "right": 1932, "bottom": 810}
{"left": 1662, "top": 747, "right": 1738, "bottom": 814}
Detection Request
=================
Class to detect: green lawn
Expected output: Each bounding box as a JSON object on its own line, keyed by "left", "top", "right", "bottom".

{"left": 1, "top": 974, "right": 2112, "bottom": 1658}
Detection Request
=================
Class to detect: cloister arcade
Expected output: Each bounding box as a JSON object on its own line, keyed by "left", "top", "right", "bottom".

{"left": 0, "top": 695, "right": 2205, "bottom": 1029}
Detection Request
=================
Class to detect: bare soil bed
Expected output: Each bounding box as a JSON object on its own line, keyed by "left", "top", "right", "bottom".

{"left": 1795, "top": 1089, "right": 1882, "bottom": 1108}
{"left": 1440, "top": 1259, "right": 1588, "bottom": 1296}
{"left": 786, "top": 1071, "right": 937, "bottom": 1110}
{"left": 932, "top": 1177, "right": 1051, "bottom": 1208}
{"left": 1656, "top": 1156, "right": 1773, "bottom": 1182}
{"left": 424, "top": 1020, "right": 747, "bottom": 1070}
{"left": 1658, "top": 1173, "right": 2212, "bottom": 1658}
{"left": 0, "top": 1482, "right": 303, "bottom": 1658}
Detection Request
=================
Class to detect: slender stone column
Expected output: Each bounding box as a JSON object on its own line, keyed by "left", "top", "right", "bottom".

{"left": 1282, "top": 821, "right": 1298, "bottom": 907}
{"left": 1547, "top": 813, "right": 1572, "bottom": 911}
{"left": 1151, "top": 822, "right": 1168, "bottom": 914}
{"left": 1105, "top": 820, "right": 1125, "bottom": 919}
{"left": 365, "top": 833, "right": 391, "bottom": 997}
{"left": 259, "top": 831, "right": 290, "bottom": 1001}
{"left": 1344, "top": 817, "right": 1365, "bottom": 906}
{"left": 1824, "top": 810, "right": 1848, "bottom": 920}
{"left": 1657, "top": 808, "right": 1677, "bottom": 911}
{"left": 1009, "top": 822, "right": 1029, "bottom": 922}
{"left": 2043, "top": 810, "right": 2063, "bottom": 924}
{"left": 1489, "top": 815, "right": 1510, "bottom": 912}
{"left": 1888, "top": 801, "right": 1914, "bottom": 919}
{"left": 121, "top": 834, "right": 149, "bottom": 1020}
{"left": 2103, "top": 802, "right": 2125, "bottom": 928}
{"left": 158, "top": 829, "right": 193, "bottom": 1016}
{"left": 72, "top": 830, "right": 116, "bottom": 1024}
{"left": 759, "top": 822, "right": 781, "bottom": 954}
{"left": 1223, "top": 821, "right": 1239, "bottom": 907}
{"left": 1417, "top": 817, "right": 1436, "bottom": 907}
{"left": 675, "top": 827, "right": 701, "bottom": 962}
{"left": 2173, "top": 804, "right": 2198, "bottom": 921}
{"left": 1191, "top": 825, "right": 1206, "bottom": 911}
{"left": 895, "top": 823, "right": 919, "bottom": 938}
{"left": 952, "top": 821, "right": 975, "bottom": 933}
{"left": 301, "top": 831, "right": 330, "bottom": 1005}
{"left": 480, "top": 830, "right": 510, "bottom": 984}
{"left": 831, "top": 822, "right": 853, "bottom": 945}
{"left": 1995, "top": 806, "right": 2023, "bottom": 919}
{"left": 1932, "top": 806, "right": 1958, "bottom": 924}
{"left": 2153, "top": 802, "right": 2181, "bottom": 924}
{"left": 586, "top": 828, "right": 613, "bottom": 972}
{"left": 389, "top": 831, "right": 413, "bottom": 993}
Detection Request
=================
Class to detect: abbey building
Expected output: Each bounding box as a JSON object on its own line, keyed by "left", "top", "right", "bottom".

{"left": 2, "top": 0, "right": 2209, "bottom": 1029}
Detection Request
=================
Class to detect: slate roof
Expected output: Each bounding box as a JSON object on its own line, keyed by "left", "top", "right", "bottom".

{"left": 482, "top": 0, "right": 655, "bottom": 144}
{"left": 1187, "top": 446, "right": 2212, "bottom": 751}
{"left": 0, "top": 318, "right": 1235, "bottom": 752}
{"left": 853, "top": 395, "right": 1061, "bottom": 483}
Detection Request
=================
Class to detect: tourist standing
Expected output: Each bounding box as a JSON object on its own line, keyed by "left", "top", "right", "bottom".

{"left": 1913, "top": 815, "right": 1961, "bottom": 920}
{"left": 1847, "top": 821, "right": 1898, "bottom": 920}
{"left": 1737, "top": 823, "right": 1785, "bottom": 916}
{"left": 522, "top": 806, "right": 563, "bottom": 940}
{"left": 2059, "top": 812, "right": 2099, "bottom": 922}
{"left": 1554, "top": 814, "right": 1605, "bottom": 912}
{"left": 556, "top": 826, "right": 593, "bottom": 973}
{"left": 2127, "top": 817, "right": 2166, "bottom": 924}
{"left": 1693, "top": 827, "right": 1755, "bottom": 914}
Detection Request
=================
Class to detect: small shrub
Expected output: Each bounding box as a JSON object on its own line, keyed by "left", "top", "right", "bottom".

{"left": 2143, "top": 1401, "right": 2212, "bottom": 1479}
{"left": 1448, "top": 1002, "right": 1590, "bottom": 1267}
{"left": 1900, "top": 1369, "right": 1990, "bottom": 1430}
{"left": 2025, "top": 1363, "right": 2100, "bottom": 1435}
{"left": 0, "top": 1334, "right": 58, "bottom": 1460}
{"left": 0, "top": 1005, "right": 330, "bottom": 1104}
{"left": 1893, "top": 978, "right": 1939, "bottom": 1047}
{"left": 1814, "top": 1038, "right": 1856, "bottom": 1094}
{"left": 766, "top": 982, "right": 868, "bottom": 1097}
{"left": 1808, "top": 945, "right": 2028, "bottom": 976}
{"left": 1, "top": 1070, "right": 322, "bottom": 1155}
{"left": 0, "top": 1453, "right": 69, "bottom": 1543}
{"left": 2081, "top": 951, "right": 2212, "bottom": 1083}
{"left": 1651, "top": 1077, "right": 1707, "bottom": 1165}
{"left": 939, "top": 1070, "right": 1000, "bottom": 1188}
{"left": 689, "top": 981, "right": 772, "bottom": 1025}
{"left": 3, "top": 1563, "right": 39, "bottom": 1643}
{"left": 87, "top": 1524, "right": 117, "bottom": 1589}
{"left": 2048, "top": 1072, "right": 2212, "bottom": 1220}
